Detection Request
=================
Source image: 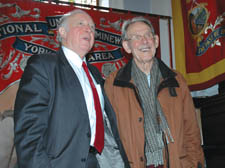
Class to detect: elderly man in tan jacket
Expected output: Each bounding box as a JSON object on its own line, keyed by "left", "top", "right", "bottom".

{"left": 104, "top": 16, "right": 204, "bottom": 168}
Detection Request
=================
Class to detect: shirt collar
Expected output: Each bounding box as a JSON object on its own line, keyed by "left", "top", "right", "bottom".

{"left": 62, "top": 46, "right": 87, "bottom": 68}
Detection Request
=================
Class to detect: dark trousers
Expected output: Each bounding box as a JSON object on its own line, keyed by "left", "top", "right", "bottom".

{"left": 85, "top": 152, "right": 100, "bottom": 168}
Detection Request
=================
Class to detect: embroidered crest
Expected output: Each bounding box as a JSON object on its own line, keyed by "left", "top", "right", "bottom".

{"left": 188, "top": 2, "right": 209, "bottom": 46}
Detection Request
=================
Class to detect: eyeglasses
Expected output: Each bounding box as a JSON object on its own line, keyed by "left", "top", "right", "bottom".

{"left": 126, "top": 32, "right": 154, "bottom": 41}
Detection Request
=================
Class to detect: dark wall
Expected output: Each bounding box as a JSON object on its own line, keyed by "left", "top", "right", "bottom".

{"left": 194, "top": 83, "right": 225, "bottom": 168}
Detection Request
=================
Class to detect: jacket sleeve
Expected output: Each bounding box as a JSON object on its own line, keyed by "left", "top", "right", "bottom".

{"left": 178, "top": 74, "right": 205, "bottom": 168}
{"left": 104, "top": 72, "right": 116, "bottom": 104}
{"left": 14, "top": 55, "right": 51, "bottom": 168}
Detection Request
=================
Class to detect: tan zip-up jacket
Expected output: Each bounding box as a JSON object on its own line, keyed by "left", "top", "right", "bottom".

{"left": 104, "top": 59, "right": 204, "bottom": 168}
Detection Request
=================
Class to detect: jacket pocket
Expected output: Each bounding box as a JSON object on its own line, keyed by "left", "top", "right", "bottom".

{"left": 179, "top": 152, "right": 194, "bottom": 168}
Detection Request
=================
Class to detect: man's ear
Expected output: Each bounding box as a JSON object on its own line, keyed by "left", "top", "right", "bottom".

{"left": 154, "top": 35, "right": 159, "bottom": 48}
{"left": 59, "top": 27, "right": 66, "bottom": 39}
{"left": 122, "top": 41, "right": 132, "bottom": 53}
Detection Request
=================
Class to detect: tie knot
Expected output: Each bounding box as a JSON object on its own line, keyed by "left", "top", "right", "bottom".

{"left": 82, "top": 61, "right": 89, "bottom": 73}
{"left": 82, "top": 61, "right": 87, "bottom": 68}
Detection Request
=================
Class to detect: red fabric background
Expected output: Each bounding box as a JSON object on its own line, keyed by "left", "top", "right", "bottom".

{"left": 0, "top": 0, "right": 160, "bottom": 94}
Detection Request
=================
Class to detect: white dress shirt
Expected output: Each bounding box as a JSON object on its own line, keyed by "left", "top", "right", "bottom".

{"left": 62, "top": 46, "right": 105, "bottom": 146}
{"left": 147, "top": 74, "right": 151, "bottom": 87}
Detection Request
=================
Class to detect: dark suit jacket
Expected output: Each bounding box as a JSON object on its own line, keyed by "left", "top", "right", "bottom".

{"left": 14, "top": 48, "right": 130, "bottom": 168}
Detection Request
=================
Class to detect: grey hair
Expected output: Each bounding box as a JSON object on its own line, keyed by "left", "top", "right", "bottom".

{"left": 56, "top": 9, "right": 90, "bottom": 43}
{"left": 121, "top": 16, "right": 155, "bottom": 41}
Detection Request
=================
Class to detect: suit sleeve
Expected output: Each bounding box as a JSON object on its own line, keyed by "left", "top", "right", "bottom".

{"left": 178, "top": 74, "right": 205, "bottom": 168}
{"left": 14, "top": 55, "right": 51, "bottom": 168}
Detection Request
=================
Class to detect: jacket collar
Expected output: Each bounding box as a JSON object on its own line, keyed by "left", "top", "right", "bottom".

{"left": 114, "top": 57, "right": 179, "bottom": 95}
{"left": 57, "top": 47, "right": 104, "bottom": 86}
{"left": 114, "top": 58, "right": 176, "bottom": 82}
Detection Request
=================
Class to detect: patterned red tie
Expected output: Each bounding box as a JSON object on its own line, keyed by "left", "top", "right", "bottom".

{"left": 82, "top": 61, "right": 104, "bottom": 153}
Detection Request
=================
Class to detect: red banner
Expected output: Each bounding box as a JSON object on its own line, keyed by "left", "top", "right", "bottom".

{"left": 0, "top": 0, "right": 160, "bottom": 94}
{"left": 172, "top": 0, "right": 225, "bottom": 90}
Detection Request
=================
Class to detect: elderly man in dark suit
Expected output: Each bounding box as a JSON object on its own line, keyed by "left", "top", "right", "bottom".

{"left": 14, "top": 9, "right": 130, "bottom": 168}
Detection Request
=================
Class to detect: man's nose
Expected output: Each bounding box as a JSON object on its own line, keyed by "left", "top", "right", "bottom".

{"left": 84, "top": 24, "right": 94, "bottom": 33}
{"left": 141, "top": 36, "right": 148, "bottom": 43}
{"left": 84, "top": 25, "right": 91, "bottom": 32}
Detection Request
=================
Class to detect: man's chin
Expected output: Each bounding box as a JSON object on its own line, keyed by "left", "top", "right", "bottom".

{"left": 81, "top": 46, "right": 92, "bottom": 53}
